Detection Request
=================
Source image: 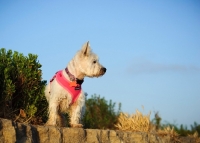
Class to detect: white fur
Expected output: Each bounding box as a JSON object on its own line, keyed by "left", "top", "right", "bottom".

{"left": 45, "top": 41, "right": 106, "bottom": 127}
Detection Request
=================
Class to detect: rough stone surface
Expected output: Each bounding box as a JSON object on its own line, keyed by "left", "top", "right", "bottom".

{"left": 63, "top": 128, "right": 85, "bottom": 143}
{"left": 15, "top": 122, "right": 36, "bottom": 143}
{"left": 0, "top": 118, "right": 16, "bottom": 143}
{"left": 0, "top": 118, "right": 198, "bottom": 143}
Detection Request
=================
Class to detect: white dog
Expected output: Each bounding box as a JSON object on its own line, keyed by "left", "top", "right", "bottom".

{"left": 45, "top": 41, "right": 106, "bottom": 127}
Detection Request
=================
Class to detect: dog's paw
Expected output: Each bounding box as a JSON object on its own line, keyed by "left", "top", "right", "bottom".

{"left": 70, "top": 123, "right": 83, "bottom": 128}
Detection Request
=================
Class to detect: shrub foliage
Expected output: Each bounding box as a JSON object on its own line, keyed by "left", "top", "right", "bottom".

{"left": 83, "top": 94, "right": 121, "bottom": 129}
{"left": 0, "top": 48, "right": 47, "bottom": 124}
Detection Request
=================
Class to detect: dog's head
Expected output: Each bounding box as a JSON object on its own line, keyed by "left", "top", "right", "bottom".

{"left": 74, "top": 41, "right": 106, "bottom": 78}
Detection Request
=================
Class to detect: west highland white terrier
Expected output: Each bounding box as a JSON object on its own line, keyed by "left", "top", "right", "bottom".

{"left": 45, "top": 41, "right": 106, "bottom": 127}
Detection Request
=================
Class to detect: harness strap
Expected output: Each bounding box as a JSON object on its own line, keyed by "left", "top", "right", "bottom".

{"left": 49, "top": 70, "right": 82, "bottom": 104}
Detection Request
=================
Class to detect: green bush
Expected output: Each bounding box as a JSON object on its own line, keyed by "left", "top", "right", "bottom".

{"left": 83, "top": 94, "right": 121, "bottom": 129}
{"left": 0, "top": 48, "right": 47, "bottom": 124}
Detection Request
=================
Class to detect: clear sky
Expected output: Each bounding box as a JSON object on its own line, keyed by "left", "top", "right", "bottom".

{"left": 1, "top": 0, "right": 200, "bottom": 127}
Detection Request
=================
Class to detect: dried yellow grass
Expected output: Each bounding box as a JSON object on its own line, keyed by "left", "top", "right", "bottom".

{"left": 157, "top": 126, "right": 179, "bottom": 137}
{"left": 115, "top": 110, "right": 151, "bottom": 132}
{"left": 188, "top": 131, "right": 200, "bottom": 143}
{"left": 115, "top": 109, "right": 200, "bottom": 143}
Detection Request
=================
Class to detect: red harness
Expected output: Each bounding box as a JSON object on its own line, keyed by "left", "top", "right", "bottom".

{"left": 50, "top": 70, "right": 82, "bottom": 104}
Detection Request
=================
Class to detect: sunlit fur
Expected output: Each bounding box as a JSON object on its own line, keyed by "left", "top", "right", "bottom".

{"left": 45, "top": 41, "right": 106, "bottom": 127}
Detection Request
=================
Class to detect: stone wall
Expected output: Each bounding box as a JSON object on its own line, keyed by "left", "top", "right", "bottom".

{"left": 0, "top": 118, "right": 196, "bottom": 143}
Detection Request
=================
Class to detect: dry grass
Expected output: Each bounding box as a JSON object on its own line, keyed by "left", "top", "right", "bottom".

{"left": 115, "top": 110, "right": 179, "bottom": 137}
{"left": 115, "top": 110, "right": 181, "bottom": 142}
{"left": 188, "top": 131, "right": 200, "bottom": 143}
{"left": 115, "top": 110, "right": 200, "bottom": 142}
{"left": 157, "top": 126, "right": 179, "bottom": 137}
{"left": 115, "top": 110, "right": 151, "bottom": 132}
{"left": 115, "top": 109, "right": 179, "bottom": 136}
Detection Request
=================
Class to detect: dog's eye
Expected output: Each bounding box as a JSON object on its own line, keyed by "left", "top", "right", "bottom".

{"left": 93, "top": 60, "right": 96, "bottom": 64}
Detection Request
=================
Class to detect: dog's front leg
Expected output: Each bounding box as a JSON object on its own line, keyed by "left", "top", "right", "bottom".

{"left": 46, "top": 100, "right": 59, "bottom": 126}
{"left": 69, "top": 97, "right": 85, "bottom": 128}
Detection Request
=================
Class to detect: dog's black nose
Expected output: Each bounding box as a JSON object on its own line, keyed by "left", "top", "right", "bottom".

{"left": 102, "top": 67, "right": 106, "bottom": 73}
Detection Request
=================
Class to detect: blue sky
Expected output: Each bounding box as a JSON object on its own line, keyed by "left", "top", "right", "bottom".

{"left": 1, "top": 1, "right": 200, "bottom": 127}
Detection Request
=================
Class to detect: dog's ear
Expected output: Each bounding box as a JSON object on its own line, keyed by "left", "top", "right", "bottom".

{"left": 81, "top": 41, "right": 91, "bottom": 56}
